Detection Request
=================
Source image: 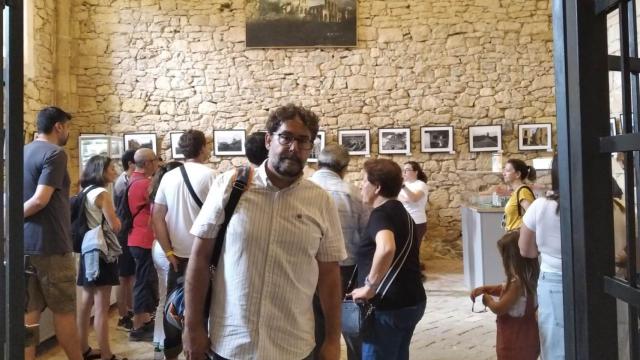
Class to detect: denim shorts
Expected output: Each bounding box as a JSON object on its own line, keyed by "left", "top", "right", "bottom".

{"left": 538, "top": 271, "right": 565, "bottom": 360}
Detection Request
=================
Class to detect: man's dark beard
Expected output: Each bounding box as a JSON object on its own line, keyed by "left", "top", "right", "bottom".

{"left": 273, "top": 154, "right": 304, "bottom": 178}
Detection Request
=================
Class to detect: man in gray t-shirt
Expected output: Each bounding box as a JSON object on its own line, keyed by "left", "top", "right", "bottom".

{"left": 23, "top": 106, "right": 83, "bottom": 360}
{"left": 23, "top": 141, "right": 71, "bottom": 254}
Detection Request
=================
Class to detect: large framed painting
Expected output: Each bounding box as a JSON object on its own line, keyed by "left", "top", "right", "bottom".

{"left": 378, "top": 128, "right": 411, "bottom": 155}
{"left": 468, "top": 125, "right": 502, "bottom": 152}
{"left": 213, "top": 130, "right": 246, "bottom": 156}
{"left": 338, "top": 129, "right": 370, "bottom": 156}
{"left": 245, "top": 0, "right": 357, "bottom": 48}
{"left": 518, "top": 123, "right": 552, "bottom": 151}
{"left": 421, "top": 126, "right": 454, "bottom": 153}
{"left": 307, "top": 130, "right": 326, "bottom": 163}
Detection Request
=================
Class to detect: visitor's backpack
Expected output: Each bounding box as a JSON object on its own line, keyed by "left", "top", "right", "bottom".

{"left": 70, "top": 185, "right": 98, "bottom": 253}
{"left": 164, "top": 165, "right": 252, "bottom": 332}
{"left": 115, "top": 178, "right": 144, "bottom": 239}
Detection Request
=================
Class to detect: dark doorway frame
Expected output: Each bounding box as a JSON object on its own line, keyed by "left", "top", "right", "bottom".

{"left": 555, "top": 0, "right": 640, "bottom": 358}
{"left": 1, "top": 0, "right": 24, "bottom": 358}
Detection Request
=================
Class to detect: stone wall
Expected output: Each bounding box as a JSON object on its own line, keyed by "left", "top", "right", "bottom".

{"left": 39, "top": 0, "right": 555, "bottom": 259}
{"left": 24, "top": 0, "right": 57, "bottom": 135}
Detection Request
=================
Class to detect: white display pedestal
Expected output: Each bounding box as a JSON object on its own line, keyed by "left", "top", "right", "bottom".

{"left": 461, "top": 205, "right": 506, "bottom": 290}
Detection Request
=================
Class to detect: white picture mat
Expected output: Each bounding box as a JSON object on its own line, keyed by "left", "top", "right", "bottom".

{"left": 518, "top": 124, "right": 552, "bottom": 151}
{"left": 378, "top": 128, "right": 411, "bottom": 154}
{"left": 214, "top": 130, "right": 246, "bottom": 156}
{"left": 307, "top": 130, "right": 326, "bottom": 163}
{"left": 123, "top": 133, "right": 157, "bottom": 153}
{"left": 338, "top": 129, "right": 370, "bottom": 156}
{"left": 420, "top": 126, "right": 453, "bottom": 153}
{"left": 170, "top": 132, "right": 185, "bottom": 159}
{"left": 469, "top": 125, "right": 501, "bottom": 152}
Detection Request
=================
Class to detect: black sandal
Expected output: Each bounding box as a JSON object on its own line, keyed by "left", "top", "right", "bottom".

{"left": 106, "top": 356, "right": 128, "bottom": 360}
{"left": 82, "top": 347, "right": 101, "bottom": 360}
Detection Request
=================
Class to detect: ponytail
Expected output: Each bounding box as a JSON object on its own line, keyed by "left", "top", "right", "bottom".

{"left": 507, "top": 159, "right": 536, "bottom": 182}
{"left": 405, "top": 161, "right": 427, "bottom": 182}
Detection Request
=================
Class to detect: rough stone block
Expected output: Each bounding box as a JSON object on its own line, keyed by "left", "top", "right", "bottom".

{"left": 198, "top": 101, "right": 217, "bottom": 114}
{"left": 378, "top": 28, "right": 403, "bottom": 43}
{"left": 122, "top": 98, "right": 146, "bottom": 112}
{"left": 347, "top": 76, "right": 373, "bottom": 90}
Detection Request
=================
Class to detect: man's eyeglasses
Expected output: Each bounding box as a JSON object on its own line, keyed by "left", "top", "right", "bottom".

{"left": 275, "top": 132, "right": 314, "bottom": 150}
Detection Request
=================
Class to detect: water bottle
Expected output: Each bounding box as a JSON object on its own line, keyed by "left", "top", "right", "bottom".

{"left": 492, "top": 191, "right": 500, "bottom": 207}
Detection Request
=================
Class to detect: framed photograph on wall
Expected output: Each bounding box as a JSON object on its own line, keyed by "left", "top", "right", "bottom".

{"left": 213, "top": 129, "right": 246, "bottom": 156}
{"left": 307, "top": 130, "right": 326, "bottom": 163}
{"left": 338, "top": 129, "right": 370, "bottom": 156}
{"left": 378, "top": 128, "right": 411, "bottom": 155}
{"left": 245, "top": 0, "right": 357, "bottom": 48}
{"left": 421, "top": 126, "right": 454, "bottom": 153}
{"left": 123, "top": 133, "right": 157, "bottom": 153}
{"left": 518, "top": 123, "right": 552, "bottom": 151}
{"left": 170, "top": 131, "right": 185, "bottom": 159}
{"left": 469, "top": 125, "right": 502, "bottom": 152}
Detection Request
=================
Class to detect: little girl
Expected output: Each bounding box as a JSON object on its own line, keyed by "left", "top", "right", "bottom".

{"left": 470, "top": 231, "right": 540, "bottom": 359}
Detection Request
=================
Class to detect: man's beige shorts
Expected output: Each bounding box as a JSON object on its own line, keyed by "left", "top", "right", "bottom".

{"left": 26, "top": 253, "right": 76, "bottom": 314}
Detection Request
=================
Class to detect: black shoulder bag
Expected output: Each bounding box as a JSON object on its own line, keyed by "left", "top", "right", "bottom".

{"left": 341, "top": 211, "right": 415, "bottom": 336}
{"left": 164, "top": 165, "right": 252, "bottom": 332}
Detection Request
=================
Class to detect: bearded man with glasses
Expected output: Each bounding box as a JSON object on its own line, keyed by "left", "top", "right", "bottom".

{"left": 183, "top": 104, "right": 347, "bottom": 360}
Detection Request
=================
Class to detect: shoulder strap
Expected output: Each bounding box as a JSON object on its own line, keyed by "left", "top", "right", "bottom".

{"left": 613, "top": 198, "right": 626, "bottom": 212}
{"left": 210, "top": 166, "right": 252, "bottom": 268}
{"left": 82, "top": 184, "right": 98, "bottom": 196}
{"left": 376, "top": 211, "right": 415, "bottom": 301}
{"left": 179, "top": 164, "right": 203, "bottom": 209}
{"left": 516, "top": 185, "right": 535, "bottom": 217}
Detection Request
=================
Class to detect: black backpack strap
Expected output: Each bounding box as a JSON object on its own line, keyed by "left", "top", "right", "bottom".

{"left": 179, "top": 164, "right": 203, "bottom": 209}
{"left": 210, "top": 166, "right": 252, "bottom": 268}
{"left": 126, "top": 177, "right": 146, "bottom": 219}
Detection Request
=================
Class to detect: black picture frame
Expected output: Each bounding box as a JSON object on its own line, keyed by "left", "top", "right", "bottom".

{"left": 420, "top": 126, "right": 454, "bottom": 153}
{"left": 123, "top": 133, "right": 157, "bottom": 153}
{"left": 518, "top": 123, "right": 552, "bottom": 151}
{"left": 245, "top": 0, "right": 357, "bottom": 48}
{"left": 169, "top": 131, "right": 185, "bottom": 159}
{"left": 468, "top": 125, "right": 502, "bottom": 152}
{"left": 213, "top": 129, "right": 246, "bottom": 156}
{"left": 338, "top": 129, "right": 370, "bottom": 156}
{"left": 307, "top": 130, "right": 326, "bottom": 163}
{"left": 378, "top": 128, "right": 411, "bottom": 155}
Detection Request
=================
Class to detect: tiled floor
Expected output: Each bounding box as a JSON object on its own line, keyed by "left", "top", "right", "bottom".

{"left": 39, "top": 260, "right": 497, "bottom": 360}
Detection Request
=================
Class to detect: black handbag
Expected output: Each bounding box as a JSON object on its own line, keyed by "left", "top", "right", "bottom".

{"left": 340, "top": 211, "right": 415, "bottom": 336}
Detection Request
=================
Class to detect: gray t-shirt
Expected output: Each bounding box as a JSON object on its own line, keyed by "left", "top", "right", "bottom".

{"left": 23, "top": 140, "right": 71, "bottom": 255}
{"left": 113, "top": 171, "right": 129, "bottom": 199}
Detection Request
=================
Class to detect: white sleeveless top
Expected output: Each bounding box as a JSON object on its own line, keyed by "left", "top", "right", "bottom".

{"left": 85, "top": 187, "right": 108, "bottom": 228}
